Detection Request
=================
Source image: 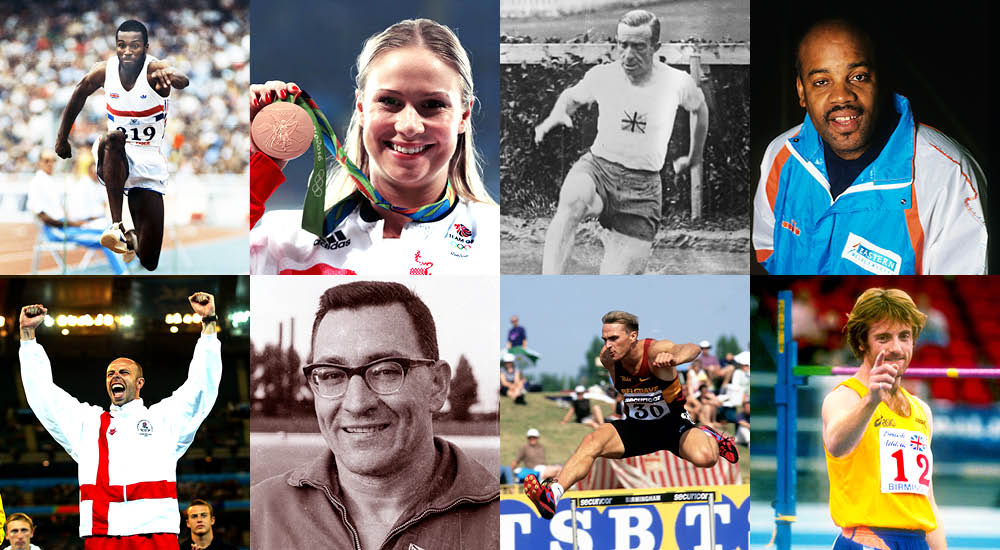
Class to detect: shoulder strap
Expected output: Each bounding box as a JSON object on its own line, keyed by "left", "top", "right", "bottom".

{"left": 638, "top": 339, "right": 654, "bottom": 376}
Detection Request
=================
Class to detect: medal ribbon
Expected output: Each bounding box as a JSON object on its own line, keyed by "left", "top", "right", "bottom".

{"left": 285, "top": 92, "right": 456, "bottom": 239}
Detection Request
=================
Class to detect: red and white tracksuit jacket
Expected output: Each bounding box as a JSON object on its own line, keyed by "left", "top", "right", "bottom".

{"left": 19, "top": 334, "right": 221, "bottom": 538}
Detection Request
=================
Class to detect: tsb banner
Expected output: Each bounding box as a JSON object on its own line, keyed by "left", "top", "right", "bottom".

{"left": 500, "top": 485, "right": 750, "bottom": 550}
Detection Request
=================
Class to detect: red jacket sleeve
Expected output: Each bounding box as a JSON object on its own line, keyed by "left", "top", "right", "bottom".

{"left": 250, "top": 152, "right": 286, "bottom": 228}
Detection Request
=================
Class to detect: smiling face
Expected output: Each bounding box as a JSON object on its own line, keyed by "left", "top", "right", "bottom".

{"left": 115, "top": 30, "right": 148, "bottom": 72}
{"left": 357, "top": 46, "right": 470, "bottom": 206}
{"left": 310, "top": 303, "right": 448, "bottom": 477}
{"left": 106, "top": 358, "right": 143, "bottom": 406}
{"left": 616, "top": 22, "right": 657, "bottom": 82}
{"left": 602, "top": 322, "right": 637, "bottom": 362}
{"left": 860, "top": 318, "right": 914, "bottom": 380}
{"left": 796, "top": 22, "right": 880, "bottom": 160}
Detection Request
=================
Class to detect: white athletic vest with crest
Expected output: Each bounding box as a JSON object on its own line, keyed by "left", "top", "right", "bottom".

{"left": 102, "top": 54, "right": 170, "bottom": 187}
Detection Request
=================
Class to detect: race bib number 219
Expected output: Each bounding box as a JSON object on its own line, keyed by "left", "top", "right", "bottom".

{"left": 878, "top": 428, "right": 932, "bottom": 495}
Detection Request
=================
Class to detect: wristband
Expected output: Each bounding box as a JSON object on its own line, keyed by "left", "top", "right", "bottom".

{"left": 201, "top": 314, "right": 218, "bottom": 325}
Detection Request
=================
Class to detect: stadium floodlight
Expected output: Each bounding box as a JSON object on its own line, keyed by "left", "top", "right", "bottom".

{"left": 56, "top": 314, "right": 68, "bottom": 327}
{"left": 119, "top": 314, "right": 135, "bottom": 327}
{"left": 170, "top": 326, "right": 179, "bottom": 334}
{"left": 44, "top": 315, "right": 55, "bottom": 327}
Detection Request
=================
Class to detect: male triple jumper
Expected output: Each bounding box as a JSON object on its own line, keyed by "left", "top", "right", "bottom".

{"left": 18, "top": 293, "right": 221, "bottom": 549}
{"left": 535, "top": 9, "right": 709, "bottom": 274}
{"left": 524, "top": 311, "right": 737, "bottom": 520}
{"left": 55, "top": 19, "right": 189, "bottom": 272}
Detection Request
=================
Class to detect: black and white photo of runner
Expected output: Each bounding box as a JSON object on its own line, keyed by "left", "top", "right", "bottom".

{"left": 500, "top": 0, "right": 749, "bottom": 274}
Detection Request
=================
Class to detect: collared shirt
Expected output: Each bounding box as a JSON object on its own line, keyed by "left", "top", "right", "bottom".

{"left": 250, "top": 438, "right": 499, "bottom": 550}
{"left": 754, "top": 94, "right": 987, "bottom": 274}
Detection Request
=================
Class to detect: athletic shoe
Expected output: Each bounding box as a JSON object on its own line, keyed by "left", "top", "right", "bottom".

{"left": 122, "top": 230, "right": 137, "bottom": 264}
{"left": 697, "top": 425, "right": 740, "bottom": 464}
{"left": 523, "top": 474, "right": 557, "bottom": 520}
{"left": 100, "top": 222, "right": 129, "bottom": 254}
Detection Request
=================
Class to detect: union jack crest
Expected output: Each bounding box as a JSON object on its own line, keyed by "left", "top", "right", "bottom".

{"left": 909, "top": 434, "right": 926, "bottom": 452}
{"left": 620, "top": 110, "right": 647, "bottom": 133}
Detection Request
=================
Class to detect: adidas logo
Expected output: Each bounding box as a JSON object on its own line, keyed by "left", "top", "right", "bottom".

{"left": 314, "top": 230, "right": 351, "bottom": 250}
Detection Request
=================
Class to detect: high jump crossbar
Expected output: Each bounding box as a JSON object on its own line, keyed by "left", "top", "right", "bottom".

{"left": 569, "top": 490, "right": 717, "bottom": 550}
{"left": 795, "top": 366, "right": 1000, "bottom": 378}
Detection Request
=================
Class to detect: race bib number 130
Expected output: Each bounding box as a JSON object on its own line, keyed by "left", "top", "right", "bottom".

{"left": 878, "top": 428, "right": 932, "bottom": 495}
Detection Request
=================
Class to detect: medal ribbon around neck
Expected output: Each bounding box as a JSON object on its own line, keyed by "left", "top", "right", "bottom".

{"left": 286, "top": 91, "right": 457, "bottom": 239}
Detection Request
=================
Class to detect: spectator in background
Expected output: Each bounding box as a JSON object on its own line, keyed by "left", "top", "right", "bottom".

{"left": 499, "top": 353, "right": 527, "bottom": 405}
{"left": 699, "top": 340, "right": 733, "bottom": 391}
{"left": 0, "top": 4, "right": 248, "bottom": 176}
{"left": 698, "top": 340, "right": 719, "bottom": 370}
{"left": 916, "top": 293, "right": 949, "bottom": 348}
{"left": 685, "top": 358, "right": 708, "bottom": 398}
{"left": 180, "top": 499, "right": 237, "bottom": 550}
{"left": 3, "top": 513, "right": 40, "bottom": 550}
{"left": 506, "top": 315, "right": 526, "bottom": 349}
{"left": 719, "top": 351, "right": 749, "bottom": 427}
{"left": 728, "top": 350, "right": 750, "bottom": 399}
{"left": 561, "top": 385, "right": 604, "bottom": 430}
{"left": 734, "top": 400, "right": 750, "bottom": 446}
{"left": 692, "top": 382, "right": 724, "bottom": 431}
{"left": 27, "top": 152, "right": 128, "bottom": 271}
{"left": 511, "top": 429, "right": 562, "bottom": 482}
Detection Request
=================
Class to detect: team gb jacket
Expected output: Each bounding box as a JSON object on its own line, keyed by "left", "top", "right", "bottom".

{"left": 754, "top": 94, "right": 987, "bottom": 275}
{"left": 19, "top": 334, "right": 221, "bottom": 538}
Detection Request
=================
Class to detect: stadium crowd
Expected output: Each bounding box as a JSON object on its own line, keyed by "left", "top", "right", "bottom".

{"left": 0, "top": 0, "right": 249, "bottom": 176}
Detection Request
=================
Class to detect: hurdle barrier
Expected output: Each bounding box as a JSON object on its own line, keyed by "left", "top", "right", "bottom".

{"left": 772, "top": 289, "right": 1000, "bottom": 550}
{"left": 572, "top": 490, "right": 716, "bottom": 550}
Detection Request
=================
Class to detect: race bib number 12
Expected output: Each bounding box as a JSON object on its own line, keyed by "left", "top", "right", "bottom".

{"left": 878, "top": 428, "right": 932, "bottom": 495}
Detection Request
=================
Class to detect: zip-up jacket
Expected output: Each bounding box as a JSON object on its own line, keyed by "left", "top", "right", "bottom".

{"left": 249, "top": 152, "right": 499, "bottom": 275}
{"left": 19, "top": 334, "right": 222, "bottom": 537}
{"left": 250, "top": 438, "right": 499, "bottom": 550}
{"left": 754, "top": 94, "right": 987, "bottom": 274}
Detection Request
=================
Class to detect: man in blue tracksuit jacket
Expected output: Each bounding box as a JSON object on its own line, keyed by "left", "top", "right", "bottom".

{"left": 753, "top": 19, "right": 987, "bottom": 275}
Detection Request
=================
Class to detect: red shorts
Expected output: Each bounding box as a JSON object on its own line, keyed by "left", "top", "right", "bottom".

{"left": 84, "top": 533, "right": 178, "bottom": 550}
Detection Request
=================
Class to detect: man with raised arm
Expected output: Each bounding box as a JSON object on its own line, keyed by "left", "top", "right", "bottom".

{"left": 55, "top": 19, "right": 189, "bottom": 271}
{"left": 18, "top": 293, "right": 221, "bottom": 550}
{"left": 524, "top": 310, "right": 737, "bottom": 520}
{"left": 822, "top": 288, "right": 944, "bottom": 550}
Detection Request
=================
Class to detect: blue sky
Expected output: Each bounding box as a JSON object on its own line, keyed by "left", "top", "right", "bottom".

{"left": 500, "top": 276, "right": 750, "bottom": 380}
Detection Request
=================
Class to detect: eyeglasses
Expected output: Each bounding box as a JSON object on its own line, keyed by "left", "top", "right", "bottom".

{"left": 302, "top": 356, "right": 437, "bottom": 399}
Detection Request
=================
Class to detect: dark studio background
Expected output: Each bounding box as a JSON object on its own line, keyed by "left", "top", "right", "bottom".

{"left": 750, "top": 1, "right": 994, "bottom": 274}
